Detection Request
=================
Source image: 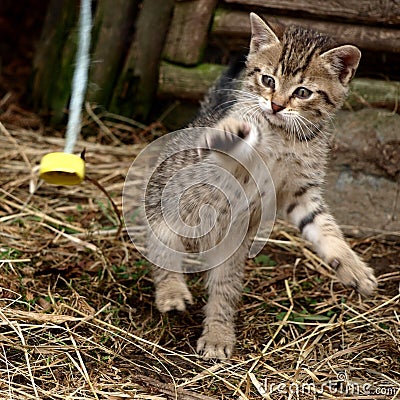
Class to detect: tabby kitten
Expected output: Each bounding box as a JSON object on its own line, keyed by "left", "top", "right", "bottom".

{"left": 145, "top": 13, "right": 377, "bottom": 360}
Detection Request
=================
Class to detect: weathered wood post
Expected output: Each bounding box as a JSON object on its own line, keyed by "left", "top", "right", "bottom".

{"left": 31, "top": 0, "right": 79, "bottom": 125}
{"left": 86, "top": 0, "right": 138, "bottom": 109}
{"left": 109, "top": 0, "right": 175, "bottom": 120}
{"left": 163, "top": 0, "right": 218, "bottom": 66}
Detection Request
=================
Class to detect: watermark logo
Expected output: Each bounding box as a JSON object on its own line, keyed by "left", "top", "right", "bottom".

{"left": 122, "top": 127, "right": 276, "bottom": 273}
{"left": 336, "top": 370, "right": 348, "bottom": 382}
{"left": 264, "top": 371, "right": 399, "bottom": 397}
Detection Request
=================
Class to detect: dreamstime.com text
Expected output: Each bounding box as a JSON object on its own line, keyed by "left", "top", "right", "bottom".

{"left": 264, "top": 372, "right": 399, "bottom": 397}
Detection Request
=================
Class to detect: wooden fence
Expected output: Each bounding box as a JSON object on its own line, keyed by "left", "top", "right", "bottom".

{"left": 32, "top": 0, "right": 400, "bottom": 126}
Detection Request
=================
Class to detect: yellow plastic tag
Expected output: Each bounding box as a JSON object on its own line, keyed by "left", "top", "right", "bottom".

{"left": 39, "top": 152, "right": 85, "bottom": 186}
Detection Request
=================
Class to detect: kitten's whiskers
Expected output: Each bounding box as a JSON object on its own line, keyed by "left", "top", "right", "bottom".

{"left": 292, "top": 115, "right": 310, "bottom": 145}
{"left": 296, "top": 114, "right": 325, "bottom": 139}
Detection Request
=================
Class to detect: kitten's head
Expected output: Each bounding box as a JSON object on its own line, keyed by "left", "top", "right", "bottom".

{"left": 244, "top": 13, "right": 361, "bottom": 141}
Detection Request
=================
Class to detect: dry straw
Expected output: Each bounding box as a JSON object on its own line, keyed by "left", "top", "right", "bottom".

{"left": 0, "top": 109, "right": 399, "bottom": 399}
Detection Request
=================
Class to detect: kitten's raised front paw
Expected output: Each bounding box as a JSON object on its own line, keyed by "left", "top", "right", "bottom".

{"left": 197, "top": 323, "right": 236, "bottom": 361}
{"left": 155, "top": 280, "right": 193, "bottom": 313}
{"left": 214, "top": 117, "right": 252, "bottom": 144}
{"left": 198, "top": 117, "right": 256, "bottom": 158}
{"left": 330, "top": 251, "right": 377, "bottom": 297}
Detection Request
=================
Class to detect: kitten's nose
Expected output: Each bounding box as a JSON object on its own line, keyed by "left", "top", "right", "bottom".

{"left": 271, "top": 102, "right": 285, "bottom": 114}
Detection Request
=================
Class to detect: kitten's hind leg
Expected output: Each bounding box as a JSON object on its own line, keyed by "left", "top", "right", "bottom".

{"left": 148, "top": 226, "right": 193, "bottom": 313}
{"left": 197, "top": 237, "right": 249, "bottom": 360}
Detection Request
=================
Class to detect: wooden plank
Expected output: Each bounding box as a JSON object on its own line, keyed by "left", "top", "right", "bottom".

{"left": 211, "top": 10, "right": 400, "bottom": 53}
{"left": 163, "top": 0, "right": 218, "bottom": 65}
{"left": 109, "top": 0, "right": 175, "bottom": 120}
{"left": 347, "top": 78, "right": 400, "bottom": 108}
{"left": 31, "top": 0, "right": 79, "bottom": 124}
{"left": 157, "top": 62, "right": 400, "bottom": 110}
{"left": 223, "top": 0, "right": 400, "bottom": 26}
{"left": 158, "top": 62, "right": 225, "bottom": 99}
{"left": 87, "top": 0, "right": 137, "bottom": 108}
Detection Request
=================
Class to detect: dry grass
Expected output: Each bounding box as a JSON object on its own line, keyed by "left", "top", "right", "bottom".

{"left": 0, "top": 109, "right": 399, "bottom": 399}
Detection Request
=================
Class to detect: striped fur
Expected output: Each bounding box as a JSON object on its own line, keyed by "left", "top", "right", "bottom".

{"left": 147, "top": 13, "right": 377, "bottom": 361}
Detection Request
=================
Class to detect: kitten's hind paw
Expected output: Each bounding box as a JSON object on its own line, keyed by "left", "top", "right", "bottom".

{"left": 197, "top": 324, "right": 236, "bottom": 361}
{"left": 155, "top": 280, "right": 193, "bottom": 313}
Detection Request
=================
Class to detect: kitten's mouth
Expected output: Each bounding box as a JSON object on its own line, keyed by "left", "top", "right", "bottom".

{"left": 258, "top": 100, "right": 285, "bottom": 125}
{"left": 261, "top": 109, "right": 285, "bottom": 127}
{"left": 262, "top": 110, "right": 318, "bottom": 141}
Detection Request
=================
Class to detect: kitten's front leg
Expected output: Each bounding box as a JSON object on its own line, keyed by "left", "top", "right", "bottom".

{"left": 285, "top": 190, "right": 377, "bottom": 296}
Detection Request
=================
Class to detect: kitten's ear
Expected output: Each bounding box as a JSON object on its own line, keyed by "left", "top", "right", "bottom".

{"left": 320, "top": 45, "right": 361, "bottom": 85}
{"left": 249, "top": 13, "right": 280, "bottom": 53}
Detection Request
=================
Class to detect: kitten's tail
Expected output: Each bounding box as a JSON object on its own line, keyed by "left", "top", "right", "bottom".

{"left": 191, "top": 54, "right": 247, "bottom": 126}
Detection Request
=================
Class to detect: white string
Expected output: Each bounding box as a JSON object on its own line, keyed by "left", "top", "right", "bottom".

{"left": 64, "top": 0, "right": 92, "bottom": 154}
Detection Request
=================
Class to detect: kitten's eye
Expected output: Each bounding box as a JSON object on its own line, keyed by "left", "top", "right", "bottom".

{"left": 261, "top": 75, "right": 275, "bottom": 89}
{"left": 293, "top": 87, "right": 312, "bottom": 99}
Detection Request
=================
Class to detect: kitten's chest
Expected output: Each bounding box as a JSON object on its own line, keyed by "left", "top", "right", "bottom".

{"left": 259, "top": 145, "right": 321, "bottom": 194}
